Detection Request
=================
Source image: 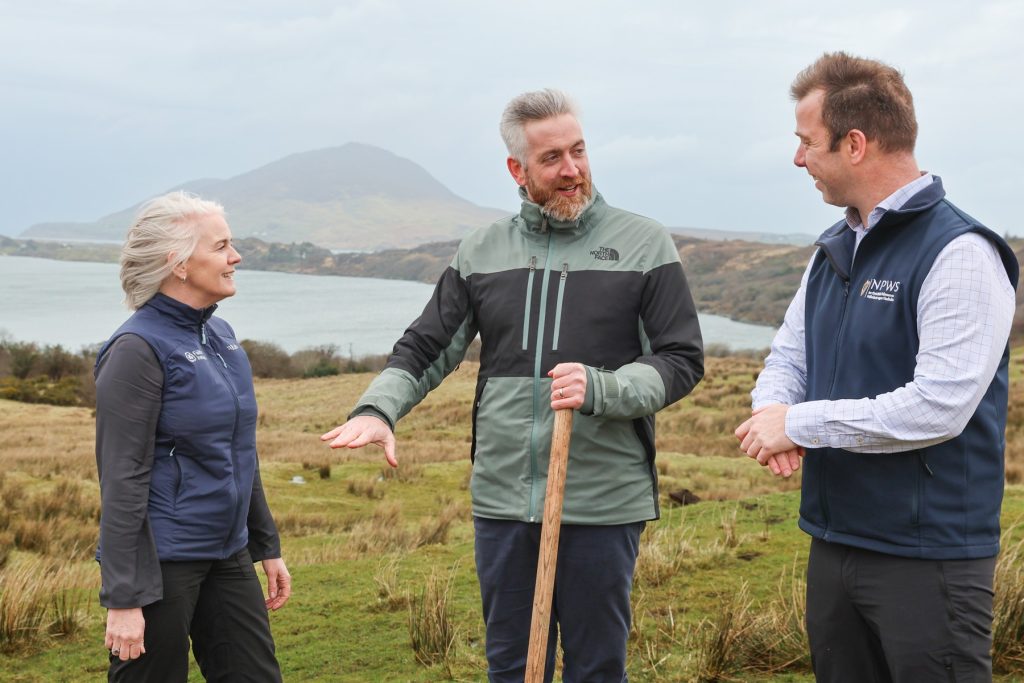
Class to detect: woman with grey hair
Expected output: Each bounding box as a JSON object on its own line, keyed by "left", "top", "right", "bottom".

{"left": 95, "top": 191, "right": 289, "bottom": 681}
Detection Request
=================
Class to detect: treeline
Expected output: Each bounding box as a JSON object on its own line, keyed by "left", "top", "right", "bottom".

{"left": 0, "top": 338, "right": 481, "bottom": 408}
{"left": 0, "top": 340, "right": 97, "bottom": 406}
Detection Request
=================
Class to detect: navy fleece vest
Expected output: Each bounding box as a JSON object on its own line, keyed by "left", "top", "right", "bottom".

{"left": 799, "top": 178, "right": 1019, "bottom": 560}
{"left": 97, "top": 293, "right": 259, "bottom": 561}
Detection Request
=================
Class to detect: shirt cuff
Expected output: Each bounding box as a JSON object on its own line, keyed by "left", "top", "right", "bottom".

{"left": 786, "top": 400, "right": 870, "bottom": 450}
{"left": 785, "top": 401, "right": 828, "bottom": 448}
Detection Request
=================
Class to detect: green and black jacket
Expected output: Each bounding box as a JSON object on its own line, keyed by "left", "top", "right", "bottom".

{"left": 353, "top": 189, "right": 704, "bottom": 525}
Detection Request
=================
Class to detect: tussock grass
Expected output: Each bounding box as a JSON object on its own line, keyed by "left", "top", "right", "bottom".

{"left": 685, "top": 569, "right": 809, "bottom": 682}
{"left": 346, "top": 476, "right": 385, "bottom": 500}
{"left": 272, "top": 511, "right": 347, "bottom": 537}
{"left": 686, "top": 582, "right": 757, "bottom": 682}
{"left": 349, "top": 503, "right": 414, "bottom": 555}
{"left": 635, "top": 511, "right": 695, "bottom": 587}
{"left": 0, "top": 557, "right": 94, "bottom": 651}
{"left": 381, "top": 460, "right": 425, "bottom": 483}
{"left": 373, "top": 556, "right": 408, "bottom": 611}
{"left": 994, "top": 531, "right": 1024, "bottom": 673}
{"left": 414, "top": 500, "right": 466, "bottom": 547}
{"left": 408, "top": 562, "right": 458, "bottom": 677}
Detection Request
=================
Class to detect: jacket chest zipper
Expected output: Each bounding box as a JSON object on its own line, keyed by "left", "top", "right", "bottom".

{"left": 521, "top": 256, "right": 537, "bottom": 351}
{"left": 551, "top": 263, "right": 569, "bottom": 351}
{"left": 201, "top": 322, "right": 244, "bottom": 547}
{"left": 527, "top": 238, "right": 558, "bottom": 522}
{"left": 821, "top": 262, "right": 852, "bottom": 534}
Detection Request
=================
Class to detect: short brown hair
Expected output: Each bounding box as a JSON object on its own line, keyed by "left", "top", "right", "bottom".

{"left": 791, "top": 52, "right": 917, "bottom": 153}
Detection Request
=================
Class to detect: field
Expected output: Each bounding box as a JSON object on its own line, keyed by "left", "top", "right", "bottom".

{"left": 2, "top": 354, "right": 1024, "bottom": 682}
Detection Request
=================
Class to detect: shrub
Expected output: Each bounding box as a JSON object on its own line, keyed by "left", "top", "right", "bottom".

{"left": 240, "top": 340, "right": 298, "bottom": 379}
{"left": 5, "top": 341, "right": 39, "bottom": 380}
{"left": 38, "top": 345, "right": 84, "bottom": 381}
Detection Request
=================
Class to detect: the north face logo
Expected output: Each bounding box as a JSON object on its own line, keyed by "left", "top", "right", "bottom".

{"left": 590, "top": 247, "right": 619, "bottom": 261}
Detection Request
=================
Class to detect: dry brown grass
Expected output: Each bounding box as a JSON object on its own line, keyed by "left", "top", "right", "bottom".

{"left": 994, "top": 531, "right": 1024, "bottom": 673}
{"left": 346, "top": 476, "right": 386, "bottom": 500}
{"left": 635, "top": 513, "right": 696, "bottom": 588}
{"left": 683, "top": 566, "right": 809, "bottom": 681}
{"left": 373, "top": 556, "right": 408, "bottom": 611}
{"left": 0, "top": 401, "right": 97, "bottom": 480}
{"left": 0, "top": 556, "right": 95, "bottom": 651}
{"left": 0, "top": 350, "right": 1021, "bottom": 677}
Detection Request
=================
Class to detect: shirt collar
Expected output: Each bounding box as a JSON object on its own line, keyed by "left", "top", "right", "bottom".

{"left": 845, "top": 172, "right": 935, "bottom": 237}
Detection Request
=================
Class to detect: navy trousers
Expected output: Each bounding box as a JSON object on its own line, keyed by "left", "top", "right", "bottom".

{"left": 108, "top": 549, "right": 281, "bottom": 683}
{"left": 474, "top": 517, "right": 645, "bottom": 683}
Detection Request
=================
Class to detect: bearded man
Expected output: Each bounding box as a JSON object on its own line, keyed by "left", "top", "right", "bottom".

{"left": 322, "top": 88, "right": 703, "bottom": 682}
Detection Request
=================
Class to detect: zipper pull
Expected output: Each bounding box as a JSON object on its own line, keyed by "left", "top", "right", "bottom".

{"left": 529, "top": 256, "right": 537, "bottom": 272}
{"left": 918, "top": 453, "right": 934, "bottom": 477}
{"left": 560, "top": 263, "right": 568, "bottom": 279}
{"left": 201, "top": 323, "right": 208, "bottom": 345}
{"left": 216, "top": 352, "right": 228, "bottom": 368}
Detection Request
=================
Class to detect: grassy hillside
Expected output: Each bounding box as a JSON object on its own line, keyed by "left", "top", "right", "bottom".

{"left": 2, "top": 354, "right": 1024, "bottom": 681}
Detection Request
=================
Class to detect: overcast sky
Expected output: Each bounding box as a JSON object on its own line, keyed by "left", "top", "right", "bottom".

{"left": 2, "top": 1, "right": 1021, "bottom": 239}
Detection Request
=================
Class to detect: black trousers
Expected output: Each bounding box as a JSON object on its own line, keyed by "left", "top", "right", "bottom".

{"left": 806, "top": 538, "right": 996, "bottom": 683}
{"left": 108, "top": 549, "right": 282, "bottom": 683}
{"left": 473, "top": 517, "right": 645, "bottom": 683}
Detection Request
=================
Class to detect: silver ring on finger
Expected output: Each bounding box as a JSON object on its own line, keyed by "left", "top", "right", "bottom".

{"left": 558, "top": 388, "right": 565, "bottom": 398}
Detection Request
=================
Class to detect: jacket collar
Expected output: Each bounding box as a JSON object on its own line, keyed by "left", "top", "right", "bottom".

{"left": 814, "top": 176, "right": 948, "bottom": 281}
{"left": 145, "top": 292, "right": 217, "bottom": 327}
{"left": 516, "top": 185, "right": 606, "bottom": 237}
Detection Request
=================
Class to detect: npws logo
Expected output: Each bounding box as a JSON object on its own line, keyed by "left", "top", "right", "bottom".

{"left": 184, "top": 349, "right": 208, "bottom": 363}
{"left": 590, "top": 246, "right": 620, "bottom": 261}
{"left": 860, "top": 278, "right": 901, "bottom": 303}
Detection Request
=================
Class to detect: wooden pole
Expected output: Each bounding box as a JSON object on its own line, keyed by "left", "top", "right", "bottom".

{"left": 524, "top": 408, "right": 574, "bottom": 683}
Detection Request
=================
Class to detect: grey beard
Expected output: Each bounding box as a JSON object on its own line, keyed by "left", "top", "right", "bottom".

{"left": 541, "top": 191, "right": 594, "bottom": 222}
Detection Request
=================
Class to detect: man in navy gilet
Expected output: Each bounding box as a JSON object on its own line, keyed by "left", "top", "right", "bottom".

{"left": 735, "top": 52, "right": 1019, "bottom": 682}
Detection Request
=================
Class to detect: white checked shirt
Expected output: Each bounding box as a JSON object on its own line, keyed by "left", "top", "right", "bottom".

{"left": 752, "top": 174, "right": 1016, "bottom": 453}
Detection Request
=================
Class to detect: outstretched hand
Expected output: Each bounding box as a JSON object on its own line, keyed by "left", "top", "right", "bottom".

{"left": 321, "top": 415, "right": 398, "bottom": 467}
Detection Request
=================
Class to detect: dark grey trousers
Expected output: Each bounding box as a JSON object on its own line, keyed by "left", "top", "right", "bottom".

{"left": 108, "top": 549, "right": 282, "bottom": 683}
{"left": 806, "top": 538, "right": 996, "bottom": 683}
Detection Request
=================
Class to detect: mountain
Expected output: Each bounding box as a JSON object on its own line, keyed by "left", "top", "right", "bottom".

{"left": 19, "top": 144, "right": 509, "bottom": 250}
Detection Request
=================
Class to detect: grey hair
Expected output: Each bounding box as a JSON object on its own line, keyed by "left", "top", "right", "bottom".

{"left": 120, "top": 191, "right": 225, "bottom": 310}
{"left": 500, "top": 88, "right": 580, "bottom": 165}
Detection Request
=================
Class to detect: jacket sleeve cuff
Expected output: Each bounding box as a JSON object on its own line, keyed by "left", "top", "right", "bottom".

{"left": 349, "top": 405, "right": 395, "bottom": 431}
{"left": 580, "top": 366, "right": 597, "bottom": 415}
